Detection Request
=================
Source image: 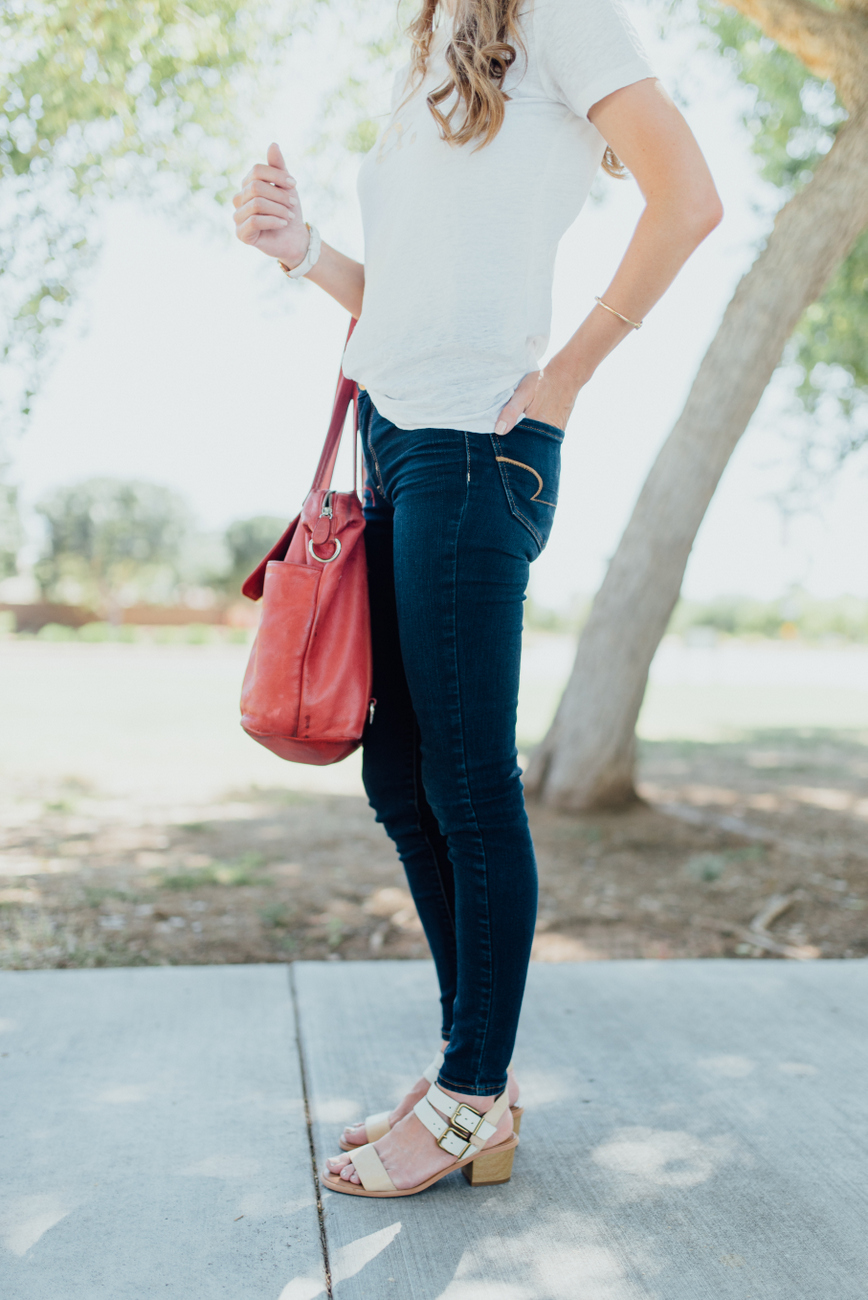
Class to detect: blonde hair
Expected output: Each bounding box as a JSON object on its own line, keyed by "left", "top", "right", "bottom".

{"left": 402, "top": 0, "right": 625, "bottom": 175}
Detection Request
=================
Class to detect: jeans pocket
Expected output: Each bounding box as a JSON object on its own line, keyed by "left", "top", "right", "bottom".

{"left": 492, "top": 422, "right": 563, "bottom": 555}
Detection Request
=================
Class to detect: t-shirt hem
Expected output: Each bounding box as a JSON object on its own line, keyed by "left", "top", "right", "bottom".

{"left": 575, "top": 59, "right": 655, "bottom": 119}
{"left": 359, "top": 387, "right": 504, "bottom": 434}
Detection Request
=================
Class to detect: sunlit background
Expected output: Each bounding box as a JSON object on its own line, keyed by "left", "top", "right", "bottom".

{"left": 1, "top": 0, "right": 866, "bottom": 970}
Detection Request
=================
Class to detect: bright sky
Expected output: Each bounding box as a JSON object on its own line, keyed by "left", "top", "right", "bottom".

{"left": 11, "top": 1, "right": 868, "bottom": 609}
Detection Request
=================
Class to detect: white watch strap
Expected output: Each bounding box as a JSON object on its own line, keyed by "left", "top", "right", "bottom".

{"left": 285, "top": 223, "right": 321, "bottom": 278}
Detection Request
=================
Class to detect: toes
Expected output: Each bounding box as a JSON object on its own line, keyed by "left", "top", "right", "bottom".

{"left": 327, "top": 1153, "right": 350, "bottom": 1171}
{"left": 340, "top": 1162, "right": 356, "bottom": 1181}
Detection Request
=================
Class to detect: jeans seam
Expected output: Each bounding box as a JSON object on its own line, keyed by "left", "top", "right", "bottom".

{"left": 365, "top": 401, "right": 387, "bottom": 500}
{"left": 411, "top": 719, "right": 458, "bottom": 1037}
{"left": 412, "top": 767, "right": 457, "bottom": 935}
{"left": 448, "top": 432, "right": 495, "bottom": 1093}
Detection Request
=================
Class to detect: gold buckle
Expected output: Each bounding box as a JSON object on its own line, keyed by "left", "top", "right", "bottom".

{"left": 436, "top": 1125, "right": 472, "bottom": 1157}
{"left": 452, "top": 1104, "right": 484, "bottom": 1137}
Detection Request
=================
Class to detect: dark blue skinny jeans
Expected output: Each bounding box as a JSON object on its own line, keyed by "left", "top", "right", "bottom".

{"left": 358, "top": 387, "right": 563, "bottom": 1096}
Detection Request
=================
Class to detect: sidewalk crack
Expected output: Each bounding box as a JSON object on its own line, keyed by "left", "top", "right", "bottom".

{"left": 289, "top": 962, "right": 333, "bottom": 1300}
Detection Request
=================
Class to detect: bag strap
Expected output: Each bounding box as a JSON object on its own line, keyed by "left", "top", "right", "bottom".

{"left": 240, "top": 316, "right": 360, "bottom": 603}
{"left": 310, "top": 317, "right": 359, "bottom": 491}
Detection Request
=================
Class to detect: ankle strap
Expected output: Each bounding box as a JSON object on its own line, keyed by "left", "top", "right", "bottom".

{"left": 413, "top": 1084, "right": 510, "bottom": 1160}
{"left": 421, "top": 1050, "right": 445, "bottom": 1085}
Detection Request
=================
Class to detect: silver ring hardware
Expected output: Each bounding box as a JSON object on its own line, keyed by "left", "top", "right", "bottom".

{"left": 308, "top": 537, "right": 342, "bottom": 564}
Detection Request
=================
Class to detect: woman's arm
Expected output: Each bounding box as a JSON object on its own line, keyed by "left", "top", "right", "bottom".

{"left": 496, "top": 79, "right": 723, "bottom": 435}
{"left": 233, "top": 142, "right": 365, "bottom": 318}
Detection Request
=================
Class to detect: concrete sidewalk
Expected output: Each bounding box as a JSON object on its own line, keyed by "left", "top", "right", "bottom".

{"left": 2, "top": 961, "right": 867, "bottom": 1299}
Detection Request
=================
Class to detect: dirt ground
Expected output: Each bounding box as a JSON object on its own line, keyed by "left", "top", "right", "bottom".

{"left": 2, "top": 728, "right": 866, "bottom": 969}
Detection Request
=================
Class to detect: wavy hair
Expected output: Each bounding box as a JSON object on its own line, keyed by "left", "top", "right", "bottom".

{"left": 401, "top": 0, "right": 625, "bottom": 175}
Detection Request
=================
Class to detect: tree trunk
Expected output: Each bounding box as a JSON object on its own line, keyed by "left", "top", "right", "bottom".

{"left": 525, "top": 108, "right": 868, "bottom": 811}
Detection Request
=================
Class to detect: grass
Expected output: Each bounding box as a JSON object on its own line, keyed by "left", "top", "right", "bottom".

{"left": 259, "top": 902, "right": 296, "bottom": 929}
{"left": 683, "top": 846, "right": 766, "bottom": 882}
{"left": 82, "top": 886, "right": 139, "bottom": 908}
{"left": 160, "top": 851, "right": 271, "bottom": 890}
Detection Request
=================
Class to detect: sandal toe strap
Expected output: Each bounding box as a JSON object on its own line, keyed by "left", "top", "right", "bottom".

{"left": 364, "top": 1110, "right": 391, "bottom": 1142}
{"left": 349, "top": 1142, "right": 397, "bottom": 1192}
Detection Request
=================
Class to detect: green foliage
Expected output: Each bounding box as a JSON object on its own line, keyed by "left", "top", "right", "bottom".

{"left": 697, "top": 0, "right": 866, "bottom": 452}
{"left": 703, "top": 6, "right": 845, "bottom": 191}
{"left": 0, "top": 0, "right": 299, "bottom": 432}
{"left": 0, "top": 480, "right": 24, "bottom": 576}
{"left": 221, "top": 514, "right": 287, "bottom": 594}
{"left": 684, "top": 846, "right": 765, "bottom": 882}
{"left": 259, "top": 901, "right": 295, "bottom": 928}
{"left": 36, "top": 620, "right": 77, "bottom": 640}
{"left": 161, "top": 851, "right": 270, "bottom": 889}
{"left": 34, "top": 476, "right": 191, "bottom": 612}
{"left": 668, "top": 590, "right": 868, "bottom": 642}
{"left": 790, "top": 229, "right": 868, "bottom": 424}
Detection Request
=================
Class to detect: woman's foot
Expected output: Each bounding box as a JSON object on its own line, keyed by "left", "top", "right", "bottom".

{"left": 339, "top": 1048, "right": 520, "bottom": 1150}
{"left": 327, "top": 1084, "right": 515, "bottom": 1189}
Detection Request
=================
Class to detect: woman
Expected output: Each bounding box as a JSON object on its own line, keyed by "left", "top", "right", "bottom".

{"left": 233, "top": 0, "right": 722, "bottom": 1198}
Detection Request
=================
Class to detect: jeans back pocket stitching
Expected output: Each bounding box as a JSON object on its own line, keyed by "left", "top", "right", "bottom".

{"left": 494, "top": 456, "right": 557, "bottom": 507}
{"left": 491, "top": 439, "right": 544, "bottom": 549}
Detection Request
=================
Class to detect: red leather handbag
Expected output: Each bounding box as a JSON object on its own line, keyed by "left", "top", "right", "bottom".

{"left": 239, "top": 324, "right": 373, "bottom": 765}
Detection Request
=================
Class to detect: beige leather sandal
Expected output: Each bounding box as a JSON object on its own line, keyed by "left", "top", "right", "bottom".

{"left": 338, "top": 1050, "right": 524, "bottom": 1151}
{"left": 322, "top": 1082, "right": 519, "bottom": 1198}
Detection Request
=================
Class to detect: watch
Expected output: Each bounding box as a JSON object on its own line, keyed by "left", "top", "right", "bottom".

{"left": 278, "top": 223, "right": 322, "bottom": 280}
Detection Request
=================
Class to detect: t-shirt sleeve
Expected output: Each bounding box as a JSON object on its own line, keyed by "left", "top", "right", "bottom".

{"left": 533, "top": 0, "right": 656, "bottom": 121}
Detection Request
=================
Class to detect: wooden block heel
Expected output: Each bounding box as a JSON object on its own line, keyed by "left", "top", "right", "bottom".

{"left": 322, "top": 1083, "right": 519, "bottom": 1198}
{"left": 462, "top": 1141, "right": 517, "bottom": 1186}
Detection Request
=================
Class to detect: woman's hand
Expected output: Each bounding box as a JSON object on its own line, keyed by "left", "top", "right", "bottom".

{"left": 232, "top": 142, "right": 310, "bottom": 268}
{"left": 494, "top": 358, "right": 581, "bottom": 436}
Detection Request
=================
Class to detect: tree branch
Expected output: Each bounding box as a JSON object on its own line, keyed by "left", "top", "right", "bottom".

{"left": 837, "top": 0, "right": 868, "bottom": 18}
{"left": 726, "top": 0, "right": 868, "bottom": 109}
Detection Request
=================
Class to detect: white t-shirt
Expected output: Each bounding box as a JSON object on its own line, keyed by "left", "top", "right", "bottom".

{"left": 340, "top": 0, "right": 654, "bottom": 432}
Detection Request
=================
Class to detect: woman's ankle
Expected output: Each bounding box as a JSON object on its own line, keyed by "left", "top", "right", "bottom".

{"left": 435, "top": 1083, "right": 504, "bottom": 1112}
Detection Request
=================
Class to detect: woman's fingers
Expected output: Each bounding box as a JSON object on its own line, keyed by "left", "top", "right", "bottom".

{"left": 267, "top": 140, "right": 289, "bottom": 174}
{"left": 233, "top": 180, "right": 296, "bottom": 211}
{"left": 233, "top": 195, "right": 293, "bottom": 224}
{"left": 235, "top": 214, "right": 288, "bottom": 243}
{"left": 494, "top": 372, "right": 541, "bottom": 436}
{"left": 240, "top": 161, "right": 295, "bottom": 191}
{"left": 245, "top": 178, "right": 295, "bottom": 207}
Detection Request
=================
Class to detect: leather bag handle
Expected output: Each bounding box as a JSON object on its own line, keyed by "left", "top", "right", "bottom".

{"left": 311, "top": 317, "right": 359, "bottom": 491}
{"left": 240, "top": 315, "right": 359, "bottom": 603}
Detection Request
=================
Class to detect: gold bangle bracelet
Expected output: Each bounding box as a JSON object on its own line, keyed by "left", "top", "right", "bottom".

{"left": 594, "top": 296, "right": 642, "bottom": 330}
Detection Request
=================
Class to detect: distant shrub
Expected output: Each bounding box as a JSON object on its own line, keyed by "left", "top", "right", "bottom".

{"left": 77, "top": 622, "right": 112, "bottom": 642}
{"left": 36, "top": 622, "right": 76, "bottom": 641}
{"left": 668, "top": 592, "right": 868, "bottom": 642}
{"left": 184, "top": 623, "right": 215, "bottom": 645}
